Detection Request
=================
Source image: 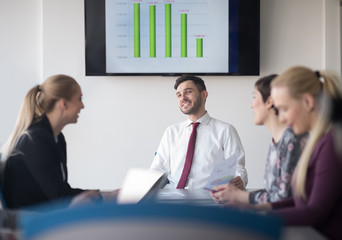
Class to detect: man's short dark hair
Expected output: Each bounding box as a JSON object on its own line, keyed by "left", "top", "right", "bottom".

{"left": 174, "top": 74, "right": 207, "bottom": 92}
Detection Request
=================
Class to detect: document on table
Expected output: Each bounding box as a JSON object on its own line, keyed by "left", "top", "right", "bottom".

{"left": 204, "top": 153, "right": 237, "bottom": 191}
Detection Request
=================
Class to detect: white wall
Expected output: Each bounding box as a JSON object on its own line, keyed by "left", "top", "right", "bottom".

{"left": 0, "top": 0, "right": 42, "bottom": 146}
{"left": 324, "top": 0, "right": 341, "bottom": 72}
{"left": 0, "top": 0, "right": 340, "bottom": 190}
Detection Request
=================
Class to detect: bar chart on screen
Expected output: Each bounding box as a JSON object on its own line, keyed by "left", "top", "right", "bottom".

{"left": 105, "top": 0, "right": 229, "bottom": 73}
{"left": 130, "top": 1, "right": 207, "bottom": 58}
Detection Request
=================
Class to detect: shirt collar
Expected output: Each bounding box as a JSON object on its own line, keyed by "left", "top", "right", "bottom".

{"left": 185, "top": 112, "right": 210, "bottom": 127}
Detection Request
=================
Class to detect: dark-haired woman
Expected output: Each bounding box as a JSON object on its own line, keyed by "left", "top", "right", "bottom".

{"left": 211, "top": 75, "right": 307, "bottom": 205}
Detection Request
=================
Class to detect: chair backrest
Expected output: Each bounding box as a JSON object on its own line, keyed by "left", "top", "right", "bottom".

{"left": 0, "top": 157, "right": 19, "bottom": 233}
{"left": 20, "top": 202, "right": 282, "bottom": 240}
{"left": 0, "top": 192, "right": 5, "bottom": 210}
{"left": 0, "top": 159, "right": 7, "bottom": 210}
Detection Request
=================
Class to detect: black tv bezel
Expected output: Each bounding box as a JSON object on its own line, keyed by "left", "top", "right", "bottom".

{"left": 85, "top": 0, "right": 260, "bottom": 76}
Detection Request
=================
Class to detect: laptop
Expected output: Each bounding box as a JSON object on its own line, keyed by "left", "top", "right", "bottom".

{"left": 117, "top": 168, "right": 168, "bottom": 204}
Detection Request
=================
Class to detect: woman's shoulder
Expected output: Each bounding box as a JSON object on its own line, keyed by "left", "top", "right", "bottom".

{"left": 28, "top": 121, "right": 51, "bottom": 139}
{"left": 311, "top": 130, "right": 339, "bottom": 164}
{"left": 314, "top": 130, "right": 335, "bottom": 152}
{"left": 281, "top": 127, "right": 308, "bottom": 146}
{"left": 17, "top": 120, "right": 54, "bottom": 148}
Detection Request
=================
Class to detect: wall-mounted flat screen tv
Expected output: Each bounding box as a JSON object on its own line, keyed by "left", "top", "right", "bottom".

{"left": 85, "top": 0, "right": 259, "bottom": 76}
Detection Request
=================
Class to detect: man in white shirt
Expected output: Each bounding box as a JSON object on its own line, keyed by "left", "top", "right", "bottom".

{"left": 151, "top": 75, "right": 247, "bottom": 190}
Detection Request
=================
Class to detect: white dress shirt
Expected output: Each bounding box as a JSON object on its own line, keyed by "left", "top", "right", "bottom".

{"left": 151, "top": 112, "right": 247, "bottom": 189}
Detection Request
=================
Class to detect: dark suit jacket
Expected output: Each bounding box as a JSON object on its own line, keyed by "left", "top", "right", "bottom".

{"left": 3, "top": 115, "right": 83, "bottom": 209}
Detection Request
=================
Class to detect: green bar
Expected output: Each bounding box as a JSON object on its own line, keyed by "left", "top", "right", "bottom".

{"left": 197, "top": 38, "right": 203, "bottom": 57}
{"left": 165, "top": 4, "right": 171, "bottom": 57}
{"left": 134, "top": 3, "right": 140, "bottom": 58}
{"left": 181, "top": 14, "right": 187, "bottom": 57}
{"left": 150, "top": 5, "right": 156, "bottom": 57}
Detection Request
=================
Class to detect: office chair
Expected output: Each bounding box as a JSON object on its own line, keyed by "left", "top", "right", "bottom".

{"left": 0, "top": 158, "right": 20, "bottom": 239}
{"left": 21, "top": 202, "right": 282, "bottom": 240}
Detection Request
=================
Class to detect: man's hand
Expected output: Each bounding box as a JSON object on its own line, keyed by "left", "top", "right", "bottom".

{"left": 229, "top": 176, "right": 244, "bottom": 190}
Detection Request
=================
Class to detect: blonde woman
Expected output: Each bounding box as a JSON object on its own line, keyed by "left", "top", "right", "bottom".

{"left": 1, "top": 75, "right": 107, "bottom": 210}
{"left": 219, "top": 66, "right": 341, "bottom": 239}
{"left": 268, "top": 67, "right": 342, "bottom": 239}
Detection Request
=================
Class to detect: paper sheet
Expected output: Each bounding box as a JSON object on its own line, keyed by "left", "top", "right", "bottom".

{"left": 204, "top": 152, "right": 237, "bottom": 191}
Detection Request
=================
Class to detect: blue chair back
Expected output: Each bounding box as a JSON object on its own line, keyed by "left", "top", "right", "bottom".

{"left": 21, "top": 202, "right": 282, "bottom": 240}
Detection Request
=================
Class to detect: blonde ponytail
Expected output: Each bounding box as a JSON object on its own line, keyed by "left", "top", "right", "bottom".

{"left": 1, "top": 86, "right": 42, "bottom": 161}
{"left": 294, "top": 115, "right": 329, "bottom": 199}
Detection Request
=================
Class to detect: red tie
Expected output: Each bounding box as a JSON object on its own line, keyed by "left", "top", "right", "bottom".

{"left": 177, "top": 122, "right": 200, "bottom": 189}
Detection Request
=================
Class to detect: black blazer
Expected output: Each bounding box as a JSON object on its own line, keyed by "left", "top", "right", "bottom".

{"left": 3, "top": 115, "right": 83, "bottom": 209}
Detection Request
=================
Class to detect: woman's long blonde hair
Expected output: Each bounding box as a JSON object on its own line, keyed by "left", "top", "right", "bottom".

{"left": 1, "top": 75, "right": 79, "bottom": 161}
{"left": 271, "top": 66, "right": 342, "bottom": 200}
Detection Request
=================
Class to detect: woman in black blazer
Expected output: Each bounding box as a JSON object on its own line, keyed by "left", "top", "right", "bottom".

{"left": 1, "top": 75, "right": 106, "bottom": 210}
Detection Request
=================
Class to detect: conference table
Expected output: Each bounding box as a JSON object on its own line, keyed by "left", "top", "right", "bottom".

{"left": 155, "top": 189, "right": 327, "bottom": 240}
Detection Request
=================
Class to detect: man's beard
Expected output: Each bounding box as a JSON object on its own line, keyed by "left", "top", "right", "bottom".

{"left": 180, "top": 97, "right": 202, "bottom": 115}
